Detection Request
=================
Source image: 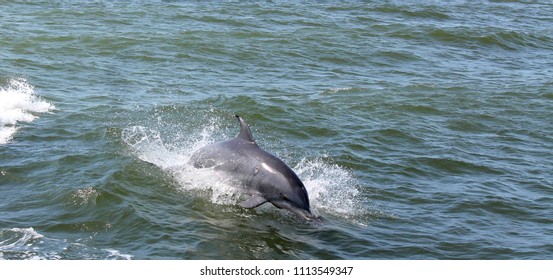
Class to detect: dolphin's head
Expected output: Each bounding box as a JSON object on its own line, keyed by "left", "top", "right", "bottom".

{"left": 266, "top": 171, "right": 318, "bottom": 221}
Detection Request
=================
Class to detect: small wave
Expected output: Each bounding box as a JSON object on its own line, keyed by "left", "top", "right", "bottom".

{"left": 428, "top": 28, "right": 550, "bottom": 51}
{"left": 322, "top": 87, "right": 369, "bottom": 95}
{"left": 0, "top": 227, "right": 133, "bottom": 260}
{"left": 411, "top": 157, "right": 504, "bottom": 176}
{"left": 0, "top": 77, "right": 55, "bottom": 145}
{"left": 122, "top": 119, "right": 367, "bottom": 223}
{"left": 374, "top": 5, "right": 451, "bottom": 21}
{"left": 103, "top": 249, "right": 133, "bottom": 260}
{"left": 0, "top": 227, "right": 44, "bottom": 260}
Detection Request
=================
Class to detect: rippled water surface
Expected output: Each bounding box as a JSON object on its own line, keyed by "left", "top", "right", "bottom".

{"left": 1, "top": 1, "right": 553, "bottom": 259}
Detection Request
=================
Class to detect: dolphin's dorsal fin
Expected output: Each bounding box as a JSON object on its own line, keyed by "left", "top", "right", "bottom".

{"left": 235, "top": 115, "right": 255, "bottom": 143}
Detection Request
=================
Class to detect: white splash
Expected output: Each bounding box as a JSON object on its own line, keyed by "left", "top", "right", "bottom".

{"left": 294, "top": 157, "right": 363, "bottom": 219}
{"left": 122, "top": 121, "right": 241, "bottom": 205}
{"left": 0, "top": 78, "right": 55, "bottom": 144}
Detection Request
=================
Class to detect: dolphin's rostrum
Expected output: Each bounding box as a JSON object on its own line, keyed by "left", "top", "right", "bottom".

{"left": 190, "top": 115, "right": 317, "bottom": 221}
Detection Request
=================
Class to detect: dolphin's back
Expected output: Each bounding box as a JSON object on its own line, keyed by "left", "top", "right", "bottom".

{"left": 191, "top": 138, "right": 256, "bottom": 168}
{"left": 191, "top": 137, "right": 310, "bottom": 207}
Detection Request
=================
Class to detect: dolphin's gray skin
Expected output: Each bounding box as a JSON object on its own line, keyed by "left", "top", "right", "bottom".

{"left": 190, "top": 115, "right": 317, "bottom": 221}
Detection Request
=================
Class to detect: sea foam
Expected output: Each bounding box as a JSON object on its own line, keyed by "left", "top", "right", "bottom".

{"left": 0, "top": 78, "right": 54, "bottom": 144}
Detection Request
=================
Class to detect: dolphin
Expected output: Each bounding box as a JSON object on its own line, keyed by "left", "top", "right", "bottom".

{"left": 190, "top": 115, "right": 317, "bottom": 221}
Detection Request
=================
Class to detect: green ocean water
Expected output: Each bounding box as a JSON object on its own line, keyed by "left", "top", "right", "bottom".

{"left": 1, "top": 0, "right": 553, "bottom": 259}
